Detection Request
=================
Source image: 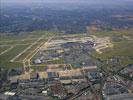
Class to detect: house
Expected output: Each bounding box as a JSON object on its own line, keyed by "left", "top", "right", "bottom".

{"left": 87, "top": 71, "right": 99, "bottom": 79}
{"left": 47, "top": 72, "right": 59, "bottom": 79}
{"left": 103, "top": 82, "right": 129, "bottom": 100}
{"left": 33, "top": 59, "right": 41, "bottom": 64}
{"left": 30, "top": 73, "right": 39, "bottom": 79}
{"left": 48, "top": 81, "right": 67, "bottom": 99}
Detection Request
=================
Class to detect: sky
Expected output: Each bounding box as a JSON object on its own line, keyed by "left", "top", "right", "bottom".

{"left": 2, "top": 0, "right": 133, "bottom": 3}
{"left": 1, "top": 0, "right": 133, "bottom": 8}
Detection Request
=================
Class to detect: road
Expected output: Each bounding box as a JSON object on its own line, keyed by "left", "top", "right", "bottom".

{"left": 64, "top": 79, "right": 100, "bottom": 100}
{"left": 22, "top": 36, "right": 54, "bottom": 72}
{"left": 10, "top": 37, "right": 43, "bottom": 62}
{"left": 0, "top": 38, "right": 38, "bottom": 43}
{"left": 63, "top": 85, "right": 90, "bottom": 100}
{"left": 29, "top": 36, "right": 54, "bottom": 62}
{"left": 0, "top": 46, "right": 14, "bottom": 55}
{"left": 68, "top": 85, "right": 91, "bottom": 100}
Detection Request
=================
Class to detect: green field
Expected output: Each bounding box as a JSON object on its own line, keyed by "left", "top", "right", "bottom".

{"left": 92, "top": 40, "right": 133, "bottom": 58}
{"left": 0, "top": 31, "right": 57, "bottom": 41}
{"left": 0, "top": 39, "right": 37, "bottom": 45}
{"left": 0, "top": 30, "right": 132, "bottom": 71}
{"left": 0, "top": 31, "right": 57, "bottom": 69}
{"left": 0, "top": 44, "right": 30, "bottom": 68}
{"left": 91, "top": 30, "right": 133, "bottom": 71}
{"left": 0, "top": 46, "right": 11, "bottom": 54}
{"left": 16, "top": 38, "right": 47, "bottom": 61}
{"left": 89, "top": 29, "right": 133, "bottom": 38}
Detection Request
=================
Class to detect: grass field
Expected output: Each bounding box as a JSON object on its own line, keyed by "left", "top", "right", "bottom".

{"left": 0, "top": 31, "right": 57, "bottom": 69}
{"left": 0, "top": 46, "right": 11, "bottom": 53}
{"left": 16, "top": 38, "right": 47, "bottom": 62}
{"left": 89, "top": 29, "right": 133, "bottom": 39}
{"left": 0, "top": 39, "right": 37, "bottom": 45}
{"left": 90, "top": 29, "right": 133, "bottom": 71}
{"left": 0, "top": 29, "right": 132, "bottom": 71}
{"left": 92, "top": 40, "right": 133, "bottom": 58}
{"left": 0, "top": 44, "right": 30, "bottom": 68}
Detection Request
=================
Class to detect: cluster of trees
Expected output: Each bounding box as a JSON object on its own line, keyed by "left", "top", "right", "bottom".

{"left": 0, "top": 5, "right": 133, "bottom": 34}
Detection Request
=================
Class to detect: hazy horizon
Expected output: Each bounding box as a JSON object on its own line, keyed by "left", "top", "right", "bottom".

{"left": 2, "top": 0, "right": 133, "bottom": 4}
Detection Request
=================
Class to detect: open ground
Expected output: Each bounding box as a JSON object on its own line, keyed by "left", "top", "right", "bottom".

{"left": 1, "top": 30, "right": 133, "bottom": 81}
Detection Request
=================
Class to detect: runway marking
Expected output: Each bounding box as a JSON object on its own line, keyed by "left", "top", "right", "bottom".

{"left": 0, "top": 46, "right": 14, "bottom": 55}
